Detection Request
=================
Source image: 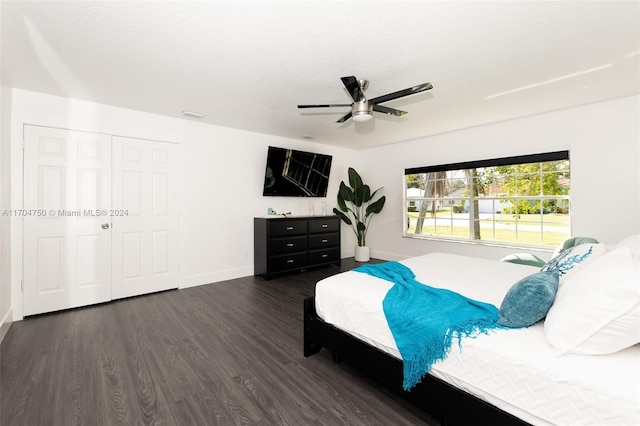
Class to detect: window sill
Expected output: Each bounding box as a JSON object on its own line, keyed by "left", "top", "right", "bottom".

{"left": 402, "top": 233, "right": 555, "bottom": 253}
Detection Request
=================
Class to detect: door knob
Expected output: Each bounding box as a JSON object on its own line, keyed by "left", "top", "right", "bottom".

{"left": 101, "top": 223, "right": 110, "bottom": 230}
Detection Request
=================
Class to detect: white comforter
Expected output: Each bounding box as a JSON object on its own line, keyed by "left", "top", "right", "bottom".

{"left": 315, "top": 253, "right": 640, "bottom": 426}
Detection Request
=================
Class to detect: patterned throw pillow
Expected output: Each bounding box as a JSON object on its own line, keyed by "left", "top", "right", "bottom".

{"left": 551, "top": 236, "right": 599, "bottom": 258}
{"left": 541, "top": 243, "right": 607, "bottom": 283}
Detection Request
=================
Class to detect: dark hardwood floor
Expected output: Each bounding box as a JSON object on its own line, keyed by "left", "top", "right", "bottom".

{"left": 1, "top": 259, "right": 439, "bottom": 426}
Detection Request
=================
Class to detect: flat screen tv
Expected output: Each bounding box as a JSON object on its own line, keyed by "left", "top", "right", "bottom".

{"left": 262, "top": 146, "right": 332, "bottom": 197}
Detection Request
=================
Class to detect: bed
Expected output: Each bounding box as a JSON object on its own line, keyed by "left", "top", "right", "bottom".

{"left": 303, "top": 247, "right": 640, "bottom": 426}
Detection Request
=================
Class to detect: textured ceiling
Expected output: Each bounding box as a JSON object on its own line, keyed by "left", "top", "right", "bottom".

{"left": 2, "top": 1, "right": 638, "bottom": 149}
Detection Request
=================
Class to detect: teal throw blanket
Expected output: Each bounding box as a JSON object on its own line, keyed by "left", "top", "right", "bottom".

{"left": 355, "top": 261, "right": 503, "bottom": 390}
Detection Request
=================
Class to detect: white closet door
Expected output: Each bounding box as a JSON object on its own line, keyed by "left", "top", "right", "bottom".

{"left": 111, "top": 136, "right": 179, "bottom": 299}
{"left": 23, "top": 126, "right": 113, "bottom": 316}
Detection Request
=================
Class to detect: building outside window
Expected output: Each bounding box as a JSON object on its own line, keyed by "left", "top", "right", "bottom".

{"left": 404, "top": 151, "right": 570, "bottom": 248}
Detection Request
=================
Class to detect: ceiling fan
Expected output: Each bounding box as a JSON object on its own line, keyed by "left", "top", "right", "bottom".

{"left": 298, "top": 76, "right": 433, "bottom": 123}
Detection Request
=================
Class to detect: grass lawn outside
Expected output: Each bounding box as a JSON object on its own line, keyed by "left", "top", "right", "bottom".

{"left": 406, "top": 208, "right": 570, "bottom": 246}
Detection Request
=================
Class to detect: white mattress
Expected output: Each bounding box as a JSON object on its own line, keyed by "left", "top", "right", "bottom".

{"left": 315, "top": 253, "right": 640, "bottom": 426}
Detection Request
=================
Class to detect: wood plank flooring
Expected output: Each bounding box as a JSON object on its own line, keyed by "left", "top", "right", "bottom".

{"left": 1, "top": 259, "right": 439, "bottom": 425}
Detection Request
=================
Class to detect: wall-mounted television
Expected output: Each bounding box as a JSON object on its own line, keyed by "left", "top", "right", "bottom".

{"left": 262, "top": 146, "right": 332, "bottom": 197}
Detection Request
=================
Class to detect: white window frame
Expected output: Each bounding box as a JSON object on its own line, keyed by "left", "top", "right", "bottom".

{"left": 403, "top": 151, "right": 570, "bottom": 249}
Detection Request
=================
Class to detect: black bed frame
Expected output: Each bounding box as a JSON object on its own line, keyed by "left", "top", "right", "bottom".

{"left": 303, "top": 296, "right": 531, "bottom": 426}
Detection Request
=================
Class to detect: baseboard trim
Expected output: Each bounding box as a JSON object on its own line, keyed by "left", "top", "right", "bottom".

{"left": 183, "top": 265, "right": 254, "bottom": 289}
{"left": 0, "top": 308, "right": 13, "bottom": 344}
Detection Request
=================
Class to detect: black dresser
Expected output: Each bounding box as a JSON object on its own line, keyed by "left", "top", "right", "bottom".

{"left": 254, "top": 216, "right": 341, "bottom": 279}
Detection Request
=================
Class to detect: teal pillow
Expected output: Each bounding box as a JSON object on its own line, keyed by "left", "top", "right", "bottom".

{"left": 500, "top": 253, "right": 547, "bottom": 268}
{"left": 498, "top": 270, "right": 560, "bottom": 328}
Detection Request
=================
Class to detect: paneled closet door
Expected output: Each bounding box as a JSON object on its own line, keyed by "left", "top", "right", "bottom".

{"left": 111, "top": 136, "right": 180, "bottom": 300}
{"left": 23, "top": 126, "right": 113, "bottom": 316}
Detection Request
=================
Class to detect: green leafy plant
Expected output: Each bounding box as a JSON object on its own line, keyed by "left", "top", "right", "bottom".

{"left": 332, "top": 167, "right": 386, "bottom": 247}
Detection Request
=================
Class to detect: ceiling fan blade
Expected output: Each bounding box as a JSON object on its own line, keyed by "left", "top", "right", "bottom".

{"left": 341, "top": 76, "right": 365, "bottom": 102}
{"left": 373, "top": 104, "right": 407, "bottom": 116}
{"left": 369, "top": 82, "right": 433, "bottom": 105}
{"left": 298, "top": 104, "right": 351, "bottom": 109}
{"left": 336, "top": 111, "right": 353, "bottom": 123}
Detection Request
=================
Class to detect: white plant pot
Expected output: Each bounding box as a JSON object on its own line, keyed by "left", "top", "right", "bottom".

{"left": 354, "top": 245, "right": 370, "bottom": 262}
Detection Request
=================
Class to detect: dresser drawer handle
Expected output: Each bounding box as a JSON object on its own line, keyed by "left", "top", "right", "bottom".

{"left": 321, "top": 239, "right": 328, "bottom": 243}
{"left": 321, "top": 224, "right": 328, "bottom": 228}
{"left": 286, "top": 243, "right": 294, "bottom": 247}
{"left": 286, "top": 226, "right": 294, "bottom": 230}
{"left": 286, "top": 259, "right": 294, "bottom": 264}
{"left": 322, "top": 254, "right": 328, "bottom": 258}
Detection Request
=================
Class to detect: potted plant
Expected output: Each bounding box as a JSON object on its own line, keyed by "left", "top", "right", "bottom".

{"left": 333, "top": 167, "right": 386, "bottom": 262}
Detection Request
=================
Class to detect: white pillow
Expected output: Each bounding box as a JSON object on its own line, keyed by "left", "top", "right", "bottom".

{"left": 541, "top": 242, "right": 607, "bottom": 284}
{"left": 617, "top": 234, "right": 640, "bottom": 260}
{"left": 544, "top": 246, "right": 640, "bottom": 355}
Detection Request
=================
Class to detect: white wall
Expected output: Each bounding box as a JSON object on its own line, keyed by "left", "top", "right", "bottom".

{"left": 180, "top": 121, "right": 355, "bottom": 286}
{"left": 359, "top": 96, "right": 640, "bottom": 262}
{"left": 7, "top": 89, "right": 356, "bottom": 320}
{"left": 1, "top": 85, "right": 12, "bottom": 341}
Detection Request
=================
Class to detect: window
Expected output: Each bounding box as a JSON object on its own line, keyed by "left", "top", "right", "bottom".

{"left": 404, "top": 151, "right": 570, "bottom": 248}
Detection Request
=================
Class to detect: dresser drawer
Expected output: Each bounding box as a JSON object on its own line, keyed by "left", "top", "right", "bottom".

{"left": 308, "top": 232, "right": 339, "bottom": 249}
{"left": 269, "top": 252, "right": 308, "bottom": 272}
{"left": 308, "top": 247, "right": 340, "bottom": 264}
{"left": 269, "top": 220, "right": 307, "bottom": 237}
{"left": 269, "top": 235, "right": 307, "bottom": 254}
{"left": 308, "top": 218, "right": 339, "bottom": 234}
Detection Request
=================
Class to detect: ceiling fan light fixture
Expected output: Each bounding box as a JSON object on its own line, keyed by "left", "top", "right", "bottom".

{"left": 352, "top": 100, "right": 372, "bottom": 122}
{"left": 352, "top": 111, "right": 373, "bottom": 122}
